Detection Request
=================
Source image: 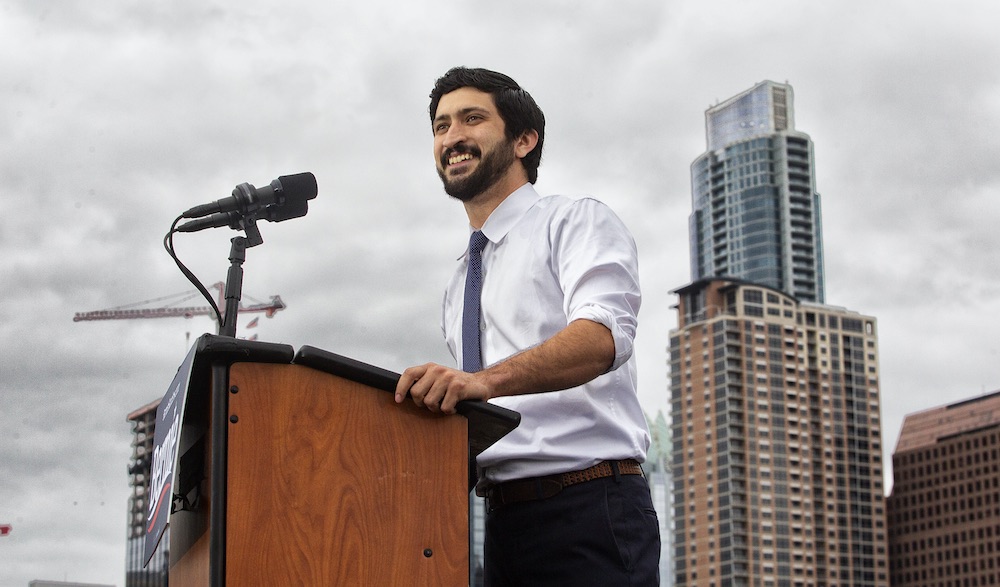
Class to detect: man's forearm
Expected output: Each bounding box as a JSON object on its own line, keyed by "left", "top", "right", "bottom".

{"left": 396, "top": 319, "right": 617, "bottom": 414}
{"left": 480, "top": 318, "right": 615, "bottom": 399}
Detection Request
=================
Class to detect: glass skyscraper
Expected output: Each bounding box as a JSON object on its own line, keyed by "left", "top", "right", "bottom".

{"left": 690, "top": 81, "right": 826, "bottom": 303}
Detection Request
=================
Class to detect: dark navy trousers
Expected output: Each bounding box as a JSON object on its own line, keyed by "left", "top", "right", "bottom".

{"left": 484, "top": 474, "right": 661, "bottom": 586}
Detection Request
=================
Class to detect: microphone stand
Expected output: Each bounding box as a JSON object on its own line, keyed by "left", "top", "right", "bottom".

{"left": 218, "top": 215, "right": 262, "bottom": 338}
{"left": 219, "top": 236, "right": 247, "bottom": 337}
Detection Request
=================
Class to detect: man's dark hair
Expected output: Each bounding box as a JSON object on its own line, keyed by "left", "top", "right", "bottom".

{"left": 429, "top": 67, "right": 545, "bottom": 184}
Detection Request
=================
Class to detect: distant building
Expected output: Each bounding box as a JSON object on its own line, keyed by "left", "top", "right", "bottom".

{"left": 887, "top": 390, "right": 1000, "bottom": 586}
{"left": 125, "top": 399, "right": 168, "bottom": 587}
{"left": 470, "top": 494, "right": 486, "bottom": 586}
{"left": 689, "top": 80, "right": 826, "bottom": 303}
{"left": 669, "top": 278, "right": 888, "bottom": 586}
{"left": 646, "top": 410, "right": 673, "bottom": 586}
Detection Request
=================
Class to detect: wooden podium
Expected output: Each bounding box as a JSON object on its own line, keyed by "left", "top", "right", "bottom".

{"left": 162, "top": 335, "right": 518, "bottom": 586}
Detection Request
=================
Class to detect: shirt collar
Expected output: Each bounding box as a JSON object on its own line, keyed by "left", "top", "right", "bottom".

{"left": 480, "top": 183, "right": 538, "bottom": 242}
{"left": 459, "top": 183, "right": 539, "bottom": 259}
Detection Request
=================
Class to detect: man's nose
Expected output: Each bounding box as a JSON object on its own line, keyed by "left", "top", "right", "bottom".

{"left": 441, "top": 125, "right": 467, "bottom": 149}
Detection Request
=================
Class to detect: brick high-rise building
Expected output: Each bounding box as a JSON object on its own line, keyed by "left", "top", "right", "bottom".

{"left": 887, "top": 390, "right": 1000, "bottom": 586}
{"left": 669, "top": 278, "right": 888, "bottom": 586}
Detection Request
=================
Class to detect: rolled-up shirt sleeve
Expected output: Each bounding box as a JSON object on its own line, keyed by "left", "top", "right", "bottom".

{"left": 554, "top": 198, "right": 641, "bottom": 372}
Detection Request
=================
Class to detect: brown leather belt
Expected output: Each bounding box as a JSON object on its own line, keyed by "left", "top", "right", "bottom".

{"left": 483, "top": 459, "right": 644, "bottom": 510}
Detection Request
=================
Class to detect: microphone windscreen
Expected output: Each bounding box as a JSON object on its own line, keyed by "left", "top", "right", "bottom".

{"left": 277, "top": 172, "right": 318, "bottom": 202}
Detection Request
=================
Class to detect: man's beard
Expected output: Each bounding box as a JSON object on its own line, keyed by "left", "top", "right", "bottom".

{"left": 438, "top": 138, "right": 517, "bottom": 202}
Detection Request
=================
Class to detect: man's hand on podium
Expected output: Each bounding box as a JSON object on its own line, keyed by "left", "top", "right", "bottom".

{"left": 395, "top": 363, "right": 493, "bottom": 415}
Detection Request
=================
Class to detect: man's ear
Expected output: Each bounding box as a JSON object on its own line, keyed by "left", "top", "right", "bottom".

{"left": 514, "top": 129, "right": 539, "bottom": 160}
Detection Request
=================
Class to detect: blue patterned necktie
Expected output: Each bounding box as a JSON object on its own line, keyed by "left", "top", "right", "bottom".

{"left": 462, "top": 230, "right": 489, "bottom": 372}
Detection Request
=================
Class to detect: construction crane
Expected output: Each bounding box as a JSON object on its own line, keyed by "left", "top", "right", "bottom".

{"left": 73, "top": 281, "right": 285, "bottom": 323}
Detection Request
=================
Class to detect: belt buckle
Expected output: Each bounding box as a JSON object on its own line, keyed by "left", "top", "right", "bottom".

{"left": 535, "top": 477, "right": 563, "bottom": 499}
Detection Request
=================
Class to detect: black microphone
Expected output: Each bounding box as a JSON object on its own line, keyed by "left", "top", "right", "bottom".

{"left": 182, "top": 172, "right": 318, "bottom": 219}
{"left": 176, "top": 198, "right": 312, "bottom": 233}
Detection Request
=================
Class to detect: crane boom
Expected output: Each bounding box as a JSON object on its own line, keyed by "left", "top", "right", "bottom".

{"left": 73, "top": 282, "right": 286, "bottom": 322}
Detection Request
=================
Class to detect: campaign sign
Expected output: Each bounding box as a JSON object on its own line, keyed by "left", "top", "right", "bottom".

{"left": 143, "top": 343, "right": 198, "bottom": 566}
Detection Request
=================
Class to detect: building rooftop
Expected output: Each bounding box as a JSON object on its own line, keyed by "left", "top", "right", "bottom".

{"left": 127, "top": 397, "right": 161, "bottom": 422}
{"left": 893, "top": 389, "right": 1000, "bottom": 453}
{"left": 705, "top": 79, "right": 795, "bottom": 151}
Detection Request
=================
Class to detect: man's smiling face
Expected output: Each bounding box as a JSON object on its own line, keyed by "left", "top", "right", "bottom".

{"left": 432, "top": 87, "right": 517, "bottom": 202}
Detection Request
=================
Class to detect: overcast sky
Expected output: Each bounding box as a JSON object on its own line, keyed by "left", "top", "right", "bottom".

{"left": 2, "top": 0, "right": 998, "bottom": 584}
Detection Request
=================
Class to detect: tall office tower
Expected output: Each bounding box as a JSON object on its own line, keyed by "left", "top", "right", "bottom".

{"left": 125, "top": 399, "right": 169, "bottom": 587}
{"left": 887, "top": 390, "right": 1000, "bottom": 586}
{"left": 669, "top": 278, "right": 888, "bottom": 587}
{"left": 690, "top": 81, "right": 826, "bottom": 303}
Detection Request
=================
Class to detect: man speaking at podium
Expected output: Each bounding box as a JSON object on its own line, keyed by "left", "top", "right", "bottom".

{"left": 396, "top": 67, "right": 660, "bottom": 586}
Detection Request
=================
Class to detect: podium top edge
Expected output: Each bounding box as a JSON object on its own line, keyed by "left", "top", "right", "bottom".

{"left": 292, "top": 344, "right": 520, "bottom": 452}
{"left": 293, "top": 344, "right": 399, "bottom": 392}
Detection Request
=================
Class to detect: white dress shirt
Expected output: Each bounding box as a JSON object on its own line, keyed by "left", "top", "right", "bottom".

{"left": 442, "top": 183, "right": 650, "bottom": 484}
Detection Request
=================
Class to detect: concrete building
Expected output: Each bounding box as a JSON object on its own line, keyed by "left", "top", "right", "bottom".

{"left": 887, "top": 390, "right": 1000, "bottom": 586}
{"left": 689, "top": 81, "right": 825, "bottom": 303}
{"left": 669, "top": 278, "right": 888, "bottom": 586}
{"left": 125, "top": 399, "right": 168, "bottom": 587}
